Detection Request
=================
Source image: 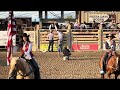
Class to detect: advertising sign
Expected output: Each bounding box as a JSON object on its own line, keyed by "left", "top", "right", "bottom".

{"left": 0, "top": 31, "right": 16, "bottom": 46}
{"left": 40, "top": 44, "right": 58, "bottom": 52}
{"left": 72, "top": 43, "right": 98, "bottom": 51}
{"left": 89, "top": 13, "right": 116, "bottom": 23}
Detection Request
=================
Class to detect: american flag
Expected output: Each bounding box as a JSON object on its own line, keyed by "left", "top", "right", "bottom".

{"left": 7, "top": 11, "right": 16, "bottom": 65}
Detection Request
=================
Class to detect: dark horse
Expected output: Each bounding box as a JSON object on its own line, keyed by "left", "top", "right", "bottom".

{"left": 99, "top": 52, "right": 120, "bottom": 79}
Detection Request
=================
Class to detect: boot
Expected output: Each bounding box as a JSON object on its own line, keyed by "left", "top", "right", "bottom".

{"left": 34, "top": 67, "right": 40, "bottom": 79}
{"left": 105, "top": 54, "right": 112, "bottom": 65}
{"left": 102, "top": 52, "right": 109, "bottom": 72}
{"left": 29, "top": 59, "right": 40, "bottom": 79}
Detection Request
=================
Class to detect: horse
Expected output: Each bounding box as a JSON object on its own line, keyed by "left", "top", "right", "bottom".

{"left": 8, "top": 57, "right": 35, "bottom": 79}
{"left": 99, "top": 52, "right": 120, "bottom": 79}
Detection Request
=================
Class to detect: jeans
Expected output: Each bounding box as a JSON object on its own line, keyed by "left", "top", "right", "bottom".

{"left": 28, "top": 59, "right": 40, "bottom": 79}
{"left": 58, "top": 40, "right": 63, "bottom": 53}
{"left": 48, "top": 40, "right": 54, "bottom": 52}
{"left": 102, "top": 52, "right": 112, "bottom": 71}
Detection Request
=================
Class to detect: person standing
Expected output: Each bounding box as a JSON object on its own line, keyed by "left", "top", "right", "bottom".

{"left": 92, "top": 21, "right": 97, "bottom": 29}
{"left": 74, "top": 19, "right": 80, "bottom": 29}
{"left": 66, "top": 20, "right": 71, "bottom": 32}
{"left": 66, "top": 20, "right": 72, "bottom": 50}
{"left": 57, "top": 30, "right": 63, "bottom": 56}
{"left": 47, "top": 30, "right": 54, "bottom": 52}
{"left": 49, "top": 22, "right": 57, "bottom": 32}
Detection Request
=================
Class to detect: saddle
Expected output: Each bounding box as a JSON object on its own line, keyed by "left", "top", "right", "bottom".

{"left": 20, "top": 56, "right": 40, "bottom": 79}
{"left": 20, "top": 56, "right": 35, "bottom": 71}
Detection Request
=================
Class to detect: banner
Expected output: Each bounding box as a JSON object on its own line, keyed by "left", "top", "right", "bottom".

{"left": 0, "top": 31, "right": 16, "bottom": 46}
{"left": 40, "top": 44, "right": 58, "bottom": 52}
{"left": 88, "top": 13, "right": 116, "bottom": 23}
{"left": 72, "top": 43, "right": 98, "bottom": 51}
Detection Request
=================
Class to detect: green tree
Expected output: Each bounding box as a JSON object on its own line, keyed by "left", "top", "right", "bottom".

{"left": 66, "top": 15, "right": 73, "bottom": 19}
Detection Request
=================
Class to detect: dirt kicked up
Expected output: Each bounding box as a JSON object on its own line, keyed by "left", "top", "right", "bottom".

{"left": 0, "top": 51, "right": 120, "bottom": 79}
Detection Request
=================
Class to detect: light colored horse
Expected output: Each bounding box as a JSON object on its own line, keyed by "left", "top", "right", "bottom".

{"left": 8, "top": 57, "right": 35, "bottom": 79}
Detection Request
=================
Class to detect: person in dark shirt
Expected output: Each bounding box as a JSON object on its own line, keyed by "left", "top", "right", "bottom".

{"left": 63, "top": 46, "right": 71, "bottom": 60}
{"left": 47, "top": 30, "right": 54, "bottom": 52}
{"left": 92, "top": 21, "right": 98, "bottom": 29}
{"left": 49, "top": 23, "right": 57, "bottom": 32}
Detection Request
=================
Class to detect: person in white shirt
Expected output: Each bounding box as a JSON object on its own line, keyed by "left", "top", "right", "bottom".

{"left": 49, "top": 23, "right": 57, "bottom": 32}
{"left": 80, "top": 21, "right": 87, "bottom": 32}
{"left": 19, "top": 33, "right": 40, "bottom": 79}
{"left": 74, "top": 19, "right": 80, "bottom": 29}
{"left": 47, "top": 30, "right": 54, "bottom": 52}
{"left": 56, "top": 30, "right": 63, "bottom": 55}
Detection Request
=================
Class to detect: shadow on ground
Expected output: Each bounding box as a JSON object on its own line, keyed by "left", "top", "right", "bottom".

{"left": 69, "top": 57, "right": 100, "bottom": 60}
{"left": 0, "top": 59, "right": 7, "bottom": 66}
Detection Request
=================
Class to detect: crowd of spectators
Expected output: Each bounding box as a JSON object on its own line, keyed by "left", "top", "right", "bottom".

{"left": 47, "top": 19, "right": 120, "bottom": 31}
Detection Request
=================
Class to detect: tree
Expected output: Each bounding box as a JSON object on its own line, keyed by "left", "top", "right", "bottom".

{"left": 66, "top": 15, "right": 73, "bottom": 19}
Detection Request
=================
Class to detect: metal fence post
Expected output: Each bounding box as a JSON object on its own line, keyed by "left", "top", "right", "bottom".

{"left": 98, "top": 24, "right": 103, "bottom": 51}
{"left": 35, "top": 24, "right": 40, "bottom": 51}
{"left": 67, "top": 28, "right": 72, "bottom": 50}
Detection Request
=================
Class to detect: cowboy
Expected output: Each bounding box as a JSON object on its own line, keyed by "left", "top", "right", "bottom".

{"left": 47, "top": 30, "right": 54, "bottom": 52}
{"left": 49, "top": 22, "right": 57, "bottom": 32}
{"left": 100, "top": 33, "right": 116, "bottom": 74}
{"left": 19, "top": 33, "right": 40, "bottom": 79}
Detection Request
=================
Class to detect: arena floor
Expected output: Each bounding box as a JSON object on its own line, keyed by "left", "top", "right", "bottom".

{"left": 0, "top": 51, "right": 120, "bottom": 79}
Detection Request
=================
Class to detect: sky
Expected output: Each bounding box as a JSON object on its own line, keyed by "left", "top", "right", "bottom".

{"left": 0, "top": 11, "right": 75, "bottom": 22}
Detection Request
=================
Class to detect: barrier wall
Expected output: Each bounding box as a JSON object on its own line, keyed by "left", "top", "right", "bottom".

{"left": 1, "top": 27, "right": 120, "bottom": 52}
{"left": 39, "top": 29, "right": 67, "bottom": 51}
{"left": 71, "top": 29, "right": 99, "bottom": 51}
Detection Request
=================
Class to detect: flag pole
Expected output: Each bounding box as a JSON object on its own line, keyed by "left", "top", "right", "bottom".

{"left": 11, "top": 11, "right": 13, "bottom": 66}
{"left": 7, "top": 11, "right": 13, "bottom": 66}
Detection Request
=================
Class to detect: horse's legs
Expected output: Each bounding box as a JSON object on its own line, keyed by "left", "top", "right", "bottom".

{"left": 107, "top": 71, "right": 111, "bottom": 79}
{"left": 115, "top": 74, "right": 119, "bottom": 79}
{"left": 16, "top": 75, "right": 23, "bottom": 79}
{"left": 101, "top": 74, "right": 104, "bottom": 79}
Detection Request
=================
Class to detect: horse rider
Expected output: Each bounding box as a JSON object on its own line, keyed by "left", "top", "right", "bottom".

{"left": 100, "top": 33, "right": 116, "bottom": 74}
{"left": 19, "top": 33, "right": 40, "bottom": 79}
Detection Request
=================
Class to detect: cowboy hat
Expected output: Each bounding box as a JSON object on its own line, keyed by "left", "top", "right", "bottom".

{"left": 20, "top": 33, "right": 30, "bottom": 38}
{"left": 106, "top": 33, "right": 116, "bottom": 38}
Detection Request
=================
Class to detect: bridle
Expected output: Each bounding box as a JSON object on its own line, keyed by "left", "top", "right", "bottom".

{"left": 9, "top": 58, "right": 34, "bottom": 79}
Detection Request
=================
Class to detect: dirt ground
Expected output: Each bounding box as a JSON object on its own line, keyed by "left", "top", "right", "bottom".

{"left": 0, "top": 51, "right": 120, "bottom": 79}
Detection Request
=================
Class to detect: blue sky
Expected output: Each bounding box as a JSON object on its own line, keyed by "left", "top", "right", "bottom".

{"left": 0, "top": 11, "right": 39, "bottom": 22}
{"left": 0, "top": 11, "right": 75, "bottom": 22}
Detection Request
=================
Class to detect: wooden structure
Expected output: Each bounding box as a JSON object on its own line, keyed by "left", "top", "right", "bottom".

{"left": 79, "top": 11, "right": 120, "bottom": 23}
{"left": 1, "top": 26, "right": 120, "bottom": 51}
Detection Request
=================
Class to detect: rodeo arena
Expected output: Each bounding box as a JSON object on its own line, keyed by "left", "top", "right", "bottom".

{"left": 1, "top": 11, "right": 120, "bottom": 79}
